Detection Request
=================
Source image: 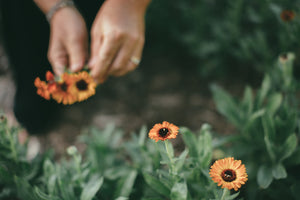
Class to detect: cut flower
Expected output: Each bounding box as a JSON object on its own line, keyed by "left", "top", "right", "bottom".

{"left": 34, "top": 70, "right": 98, "bottom": 105}
{"left": 148, "top": 121, "right": 179, "bottom": 142}
{"left": 209, "top": 157, "right": 248, "bottom": 191}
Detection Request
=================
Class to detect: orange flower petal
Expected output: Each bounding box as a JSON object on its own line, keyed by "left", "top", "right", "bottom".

{"left": 46, "top": 71, "right": 55, "bottom": 81}
{"left": 148, "top": 121, "right": 179, "bottom": 142}
{"left": 209, "top": 157, "right": 248, "bottom": 191}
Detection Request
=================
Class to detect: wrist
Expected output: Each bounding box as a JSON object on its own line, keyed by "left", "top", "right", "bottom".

{"left": 34, "top": 0, "right": 61, "bottom": 13}
{"left": 34, "top": 0, "right": 76, "bottom": 22}
{"left": 106, "top": 0, "right": 151, "bottom": 14}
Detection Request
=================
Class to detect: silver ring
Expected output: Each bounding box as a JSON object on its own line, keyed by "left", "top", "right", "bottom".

{"left": 130, "top": 57, "right": 141, "bottom": 65}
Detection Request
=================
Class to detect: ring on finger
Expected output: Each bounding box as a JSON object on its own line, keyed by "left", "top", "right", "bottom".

{"left": 130, "top": 57, "right": 141, "bottom": 65}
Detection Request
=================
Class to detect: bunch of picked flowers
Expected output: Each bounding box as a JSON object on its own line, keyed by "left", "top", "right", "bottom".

{"left": 34, "top": 70, "right": 97, "bottom": 105}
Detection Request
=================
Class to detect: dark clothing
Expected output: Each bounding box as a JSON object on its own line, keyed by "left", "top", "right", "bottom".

{"left": 0, "top": 0, "right": 103, "bottom": 134}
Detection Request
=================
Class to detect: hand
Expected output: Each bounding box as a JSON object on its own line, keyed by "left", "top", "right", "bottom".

{"left": 48, "top": 7, "right": 88, "bottom": 75}
{"left": 88, "top": 0, "right": 150, "bottom": 82}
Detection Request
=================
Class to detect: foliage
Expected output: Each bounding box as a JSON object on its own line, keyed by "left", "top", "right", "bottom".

{"left": 0, "top": 118, "right": 239, "bottom": 200}
{"left": 146, "top": 0, "right": 300, "bottom": 77}
{"left": 211, "top": 52, "right": 300, "bottom": 199}
{"left": 0, "top": 53, "right": 299, "bottom": 200}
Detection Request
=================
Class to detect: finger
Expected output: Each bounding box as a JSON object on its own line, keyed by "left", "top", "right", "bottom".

{"left": 48, "top": 41, "right": 68, "bottom": 76}
{"left": 88, "top": 34, "right": 102, "bottom": 67}
{"left": 89, "top": 35, "right": 122, "bottom": 80}
{"left": 108, "top": 38, "right": 137, "bottom": 76}
{"left": 111, "top": 36, "right": 144, "bottom": 77}
{"left": 67, "top": 39, "right": 88, "bottom": 72}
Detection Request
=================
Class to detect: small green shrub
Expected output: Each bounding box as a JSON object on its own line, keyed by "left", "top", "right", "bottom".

{"left": 0, "top": 54, "right": 299, "bottom": 199}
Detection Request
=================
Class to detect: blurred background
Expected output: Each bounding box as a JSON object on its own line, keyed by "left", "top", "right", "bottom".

{"left": 0, "top": 0, "right": 299, "bottom": 155}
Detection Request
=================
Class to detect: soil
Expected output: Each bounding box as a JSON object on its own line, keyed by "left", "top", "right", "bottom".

{"left": 0, "top": 44, "right": 248, "bottom": 158}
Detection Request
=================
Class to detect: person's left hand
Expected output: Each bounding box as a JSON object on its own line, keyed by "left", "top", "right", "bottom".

{"left": 88, "top": 0, "right": 150, "bottom": 82}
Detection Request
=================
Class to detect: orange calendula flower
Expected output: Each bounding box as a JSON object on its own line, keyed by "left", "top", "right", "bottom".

{"left": 51, "top": 73, "right": 77, "bottom": 105}
{"left": 34, "top": 77, "right": 51, "bottom": 100}
{"left": 209, "top": 157, "right": 248, "bottom": 191}
{"left": 148, "top": 121, "right": 179, "bottom": 142}
{"left": 280, "top": 10, "right": 295, "bottom": 22}
{"left": 73, "top": 71, "right": 97, "bottom": 102}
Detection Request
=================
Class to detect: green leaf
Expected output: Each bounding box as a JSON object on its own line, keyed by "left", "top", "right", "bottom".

{"left": 285, "top": 147, "right": 300, "bottom": 166}
{"left": 175, "top": 149, "right": 189, "bottom": 172}
{"left": 170, "top": 181, "right": 188, "bottom": 200}
{"left": 115, "top": 197, "right": 128, "bottom": 200}
{"left": 210, "top": 84, "right": 241, "bottom": 128}
{"left": 43, "top": 159, "right": 55, "bottom": 177}
{"left": 34, "top": 187, "right": 61, "bottom": 200}
{"left": 257, "top": 75, "right": 271, "bottom": 107}
{"left": 143, "top": 172, "right": 170, "bottom": 197}
{"left": 80, "top": 175, "right": 103, "bottom": 200}
{"left": 262, "top": 114, "right": 276, "bottom": 141}
{"left": 272, "top": 163, "right": 287, "bottom": 179}
{"left": 279, "top": 133, "right": 297, "bottom": 162}
{"left": 244, "top": 109, "right": 265, "bottom": 130}
{"left": 138, "top": 125, "right": 147, "bottom": 146}
{"left": 225, "top": 191, "right": 240, "bottom": 200}
{"left": 181, "top": 128, "right": 198, "bottom": 158}
{"left": 104, "top": 167, "right": 130, "bottom": 180}
{"left": 116, "top": 169, "right": 138, "bottom": 198}
{"left": 14, "top": 176, "right": 39, "bottom": 200}
{"left": 198, "top": 125, "right": 213, "bottom": 168}
{"left": 257, "top": 165, "right": 273, "bottom": 189}
{"left": 264, "top": 135, "right": 276, "bottom": 163}
{"left": 266, "top": 93, "right": 282, "bottom": 116}
{"left": 47, "top": 174, "right": 57, "bottom": 195}
{"left": 242, "top": 86, "right": 253, "bottom": 116}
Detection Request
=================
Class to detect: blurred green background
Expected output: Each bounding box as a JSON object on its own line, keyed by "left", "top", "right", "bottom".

{"left": 145, "top": 0, "right": 300, "bottom": 78}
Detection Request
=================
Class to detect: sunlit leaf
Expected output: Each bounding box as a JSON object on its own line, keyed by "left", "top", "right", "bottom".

{"left": 272, "top": 163, "right": 287, "bottom": 179}
{"left": 80, "top": 175, "right": 103, "bottom": 200}
{"left": 257, "top": 165, "right": 273, "bottom": 189}
{"left": 170, "top": 181, "right": 188, "bottom": 200}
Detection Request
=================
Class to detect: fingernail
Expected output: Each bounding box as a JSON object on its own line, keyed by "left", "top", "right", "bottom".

{"left": 53, "top": 64, "right": 65, "bottom": 76}
{"left": 71, "top": 63, "right": 81, "bottom": 72}
{"left": 88, "top": 58, "right": 96, "bottom": 67}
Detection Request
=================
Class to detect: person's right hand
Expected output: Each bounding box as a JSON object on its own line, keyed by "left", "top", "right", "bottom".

{"left": 48, "top": 7, "right": 88, "bottom": 75}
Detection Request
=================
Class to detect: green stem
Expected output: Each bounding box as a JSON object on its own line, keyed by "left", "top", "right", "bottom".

{"left": 164, "top": 140, "right": 175, "bottom": 176}
{"left": 220, "top": 188, "right": 229, "bottom": 200}
{"left": 7, "top": 126, "right": 17, "bottom": 162}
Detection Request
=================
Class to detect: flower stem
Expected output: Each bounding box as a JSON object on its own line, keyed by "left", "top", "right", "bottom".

{"left": 7, "top": 126, "right": 17, "bottom": 162}
{"left": 220, "top": 188, "right": 230, "bottom": 200}
{"left": 164, "top": 140, "right": 175, "bottom": 175}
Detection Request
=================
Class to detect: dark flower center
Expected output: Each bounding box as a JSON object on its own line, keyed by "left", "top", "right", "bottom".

{"left": 281, "top": 53, "right": 287, "bottom": 60}
{"left": 221, "top": 169, "right": 237, "bottom": 182}
{"left": 158, "top": 128, "right": 169, "bottom": 137}
{"left": 76, "top": 79, "right": 88, "bottom": 91}
{"left": 0, "top": 114, "right": 6, "bottom": 122}
{"left": 60, "top": 82, "right": 68, "bottom": 92}
{"left": 281, "top": 11, "right": 294, "bottom": 21}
